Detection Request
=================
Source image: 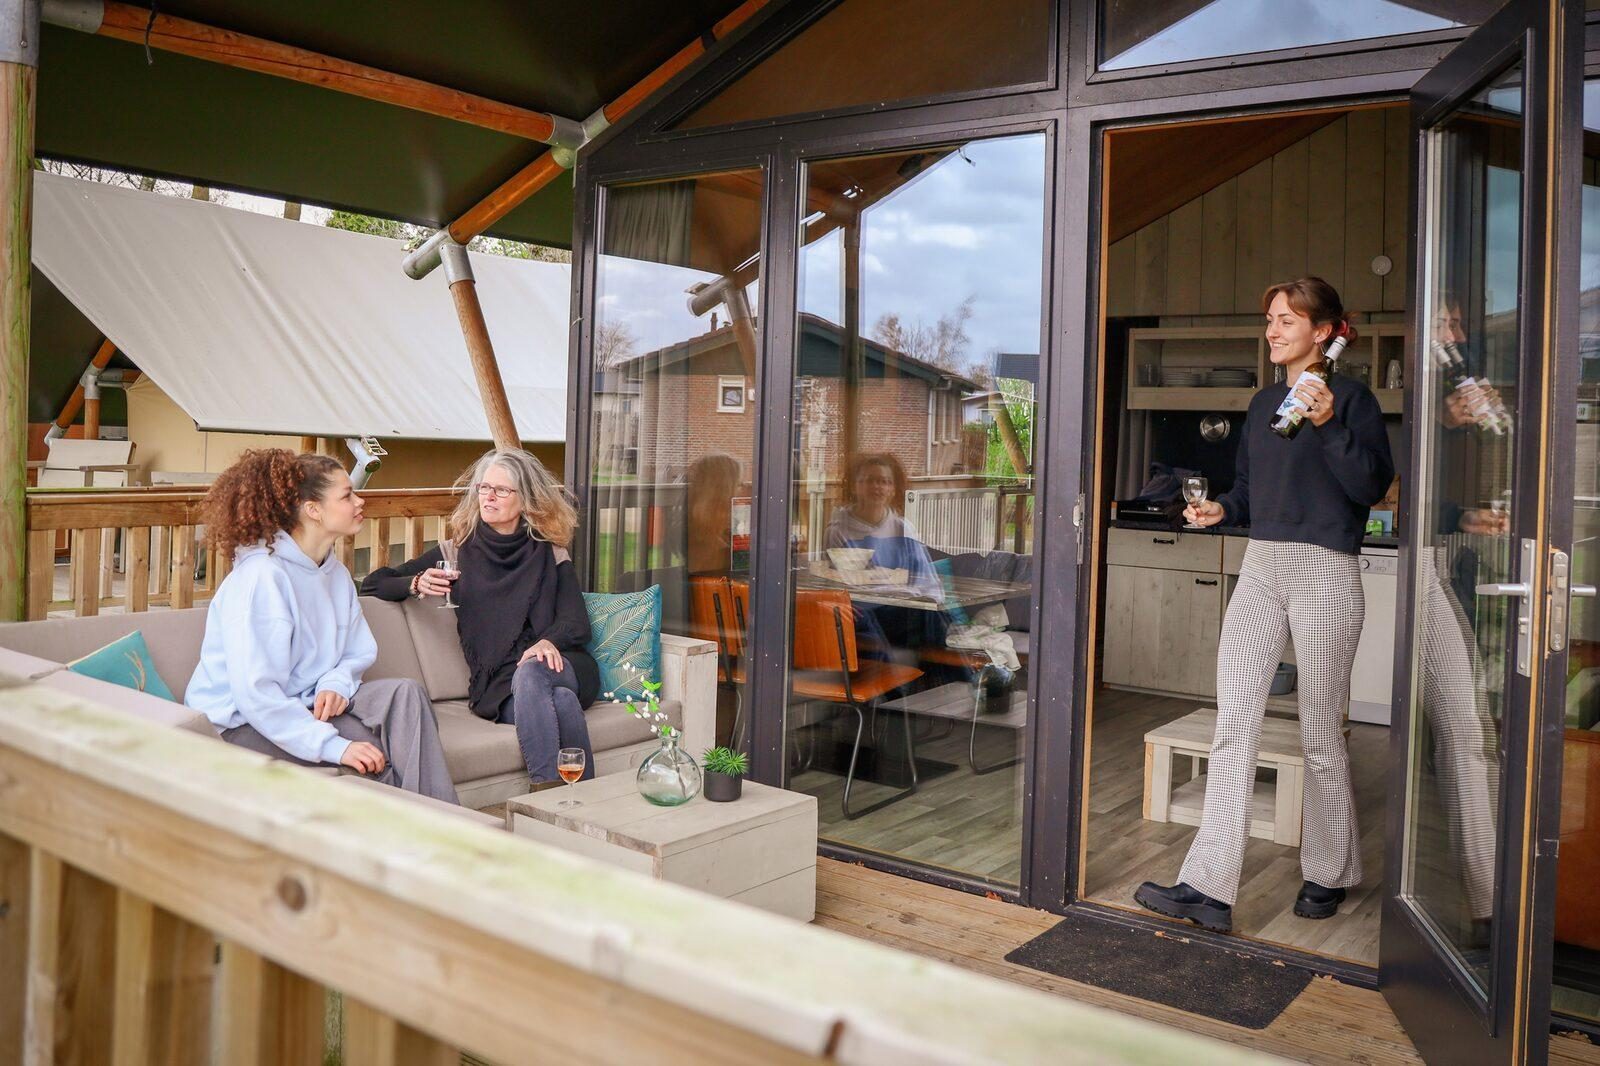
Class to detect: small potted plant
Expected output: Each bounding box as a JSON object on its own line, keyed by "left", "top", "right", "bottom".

{"left": 701, "top": 746, "right": 749, "bottom": 802}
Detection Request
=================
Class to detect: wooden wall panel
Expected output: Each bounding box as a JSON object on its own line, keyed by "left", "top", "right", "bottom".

{"left": 1105, "top": 108, "right": 1409, "bottom": 320}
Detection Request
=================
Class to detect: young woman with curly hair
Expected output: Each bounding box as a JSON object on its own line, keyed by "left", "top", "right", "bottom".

{"left": 185, "top": 449, "right": 457, "bottom": 802}
{"left": 363, "top": 449, "right": 598, "bottom": 786}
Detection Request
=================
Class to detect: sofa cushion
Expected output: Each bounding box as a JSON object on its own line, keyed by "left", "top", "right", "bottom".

{"left": 587, "top": 698, "right": 682, "bottom": 752}
{"left": 400, "top": 598, "right": 470, "bottom": 702}
{"left": 432, "top": 712, "right": 523, "bottom": 781}
{"left": 358, "top": 597, "right": 427, "bottom": 687}
{"left": 67, "top": 631, "right": 177, "bottom": 701}
{"left": 0, "top": 608, "right": 210, "bottom": 696}
{"left": 426, "top": 697, "right": 682, "bottom": 784}
{"left": 583, "top": 585, "right": 662, "bottom": 699}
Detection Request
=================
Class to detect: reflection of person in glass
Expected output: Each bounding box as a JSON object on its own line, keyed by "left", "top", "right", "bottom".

{"left": 1137, "top": 278, "right": 1394, "bottom": 933}
{"left": 687, "top": 453, "right": 741, "bottom": 575}
{"left": 1409, "top": 295, "right": 1503, "bottom": 938}
{"left": 824, "top": 453, "right": 945, "bottom": 655}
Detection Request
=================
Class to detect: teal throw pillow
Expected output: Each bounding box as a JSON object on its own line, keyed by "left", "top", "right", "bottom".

{"left": 66, "top": 631, "right": 176, "bottom": 701}
{"left": 932, "top": 558, "right": 970, "bottom": 626}
{"left": 584, "top": 585, "right": 662, "bottom": 701}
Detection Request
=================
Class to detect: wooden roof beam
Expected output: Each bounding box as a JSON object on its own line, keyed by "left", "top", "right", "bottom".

{"left": 403, "top": 0, "right": 773, "bottom": 279}
{"left": 40, "top": 0, "right": 586, "bottom": 148}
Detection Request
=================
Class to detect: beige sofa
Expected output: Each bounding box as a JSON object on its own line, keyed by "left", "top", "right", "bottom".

{"left": 0, "top": 597, "right": 717, "bottom": 810}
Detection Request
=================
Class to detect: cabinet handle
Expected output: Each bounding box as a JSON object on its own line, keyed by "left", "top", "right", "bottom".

{"left": 1195, "top": 579, "right": 1219, "bottom": 586}
{"left": 1152, "top": 537, "right": 1176, "bottom": 545}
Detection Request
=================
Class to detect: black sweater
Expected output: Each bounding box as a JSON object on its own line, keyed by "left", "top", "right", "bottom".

{"left": 362, "top": 546, "right": 601, "bottom": 711}
{"left": 1218, "top": 373, "right": 1394, "bottom": 555}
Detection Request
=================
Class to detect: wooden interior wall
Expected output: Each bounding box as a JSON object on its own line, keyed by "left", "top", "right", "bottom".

{"left": 1105, "top": 108, "right": 1411, "bottom": 320}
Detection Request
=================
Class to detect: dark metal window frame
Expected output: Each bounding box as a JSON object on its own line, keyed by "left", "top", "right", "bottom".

{"left": 567, "top": 0, "right": 1547, "bottom": 975}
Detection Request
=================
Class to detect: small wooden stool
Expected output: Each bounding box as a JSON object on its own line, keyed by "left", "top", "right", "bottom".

{"left": 1141, "top": 708, "right": 1346, "bottom": 849}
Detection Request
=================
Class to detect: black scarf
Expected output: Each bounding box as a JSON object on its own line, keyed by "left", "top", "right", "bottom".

{"left": 454, "top": 524, "right": 556, "bottom": 714}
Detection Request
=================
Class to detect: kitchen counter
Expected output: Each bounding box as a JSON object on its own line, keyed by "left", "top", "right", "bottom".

{"left": 1109, "top": 517, "right": 1398, "bottom": 551}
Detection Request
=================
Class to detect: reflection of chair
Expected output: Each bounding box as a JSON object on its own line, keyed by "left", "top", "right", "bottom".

{"left": 790, "top": 590, "right": 923, "bottom": 819}
{"left": 690, "top": 575, "right": 746, "bottom": 747}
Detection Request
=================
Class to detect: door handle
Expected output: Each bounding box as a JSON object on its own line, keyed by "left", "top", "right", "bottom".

{"left": 1474, "top": 538, "right": 1538, "bottom": 677}
{"left": 1574, "top": 585, "right": 1597, "bottom": 598}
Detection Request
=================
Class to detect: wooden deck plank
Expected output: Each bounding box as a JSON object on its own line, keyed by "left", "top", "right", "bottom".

{"left": 816, "top": 857, "right": 1426, "bottom": 1066}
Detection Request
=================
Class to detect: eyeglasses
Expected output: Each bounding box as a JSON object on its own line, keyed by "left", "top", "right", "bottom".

{"left": 474, "top": 483, "right": 517, "bottom": 500}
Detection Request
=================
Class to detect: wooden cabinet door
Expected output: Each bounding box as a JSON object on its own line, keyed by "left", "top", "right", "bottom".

{"left": 1104, "top": 565, "right": 1223, "bottom": 697}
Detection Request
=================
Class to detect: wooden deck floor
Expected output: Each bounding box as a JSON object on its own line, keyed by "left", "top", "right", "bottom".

{"left": 815, "top": 857, "right": 1600, "bottom": 1065}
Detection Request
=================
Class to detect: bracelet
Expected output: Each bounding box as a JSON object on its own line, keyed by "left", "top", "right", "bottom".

{"left": 410, "top": 573, "right": 422, "bottom": 597}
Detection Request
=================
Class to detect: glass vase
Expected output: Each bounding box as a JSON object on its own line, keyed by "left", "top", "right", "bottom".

{"left": 636, "top": 732, "right": 702, "bottom": 806}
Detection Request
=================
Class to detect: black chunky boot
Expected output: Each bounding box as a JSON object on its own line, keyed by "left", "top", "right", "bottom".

{"left": 1293, "top": 880, "right": 1347, "bottom": 919}
{"left": 1134, "top": 881, "right": 1233, "bottom": 932}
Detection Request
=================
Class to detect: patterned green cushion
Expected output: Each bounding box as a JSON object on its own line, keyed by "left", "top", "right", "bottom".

{"left": 66, "top": 631, "right": 176, "bottom": 701}
{"left": 932, "top": 558, "right": 970, "bottom": 626}
{"left": 583, "top": 585, "right": 662, "bottom": 700}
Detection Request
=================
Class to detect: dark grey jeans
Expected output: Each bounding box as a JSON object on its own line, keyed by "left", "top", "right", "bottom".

{"left": 497, "top": 659, "right": 595, "bottom": 783}
{"left": 222, "top": 676, "right": 459, "bottom": 805}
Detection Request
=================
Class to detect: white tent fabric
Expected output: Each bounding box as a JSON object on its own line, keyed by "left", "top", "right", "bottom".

{"left": 31, "top": 172, "right": 572, "bottom": 441}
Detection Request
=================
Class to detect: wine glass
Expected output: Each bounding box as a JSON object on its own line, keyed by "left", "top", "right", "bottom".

{"left": 437, "top": 538, "right": 459, "bottom": 610}
{"left": 556, "top": 747, "right": 586, "bottom": 808}
{"left": 1182, "top": 476, "right": 1210, "bottom": 530}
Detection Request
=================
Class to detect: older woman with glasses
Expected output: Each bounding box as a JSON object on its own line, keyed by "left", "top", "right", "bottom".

{"left": 363, "top": 449, "right": 599, "bottom": 785}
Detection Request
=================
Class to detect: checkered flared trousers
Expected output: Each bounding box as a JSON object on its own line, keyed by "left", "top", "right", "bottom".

{"left": 1178, "top": 540, "right": 1364, "bottom": 905}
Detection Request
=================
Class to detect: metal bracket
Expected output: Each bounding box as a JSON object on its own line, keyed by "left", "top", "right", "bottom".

{"left": 1476, "top": 537, "right": 1539, "bottom": 677}
{"left": 1072, "top": 492, "right": 1086, "bottom": 565}
{"left": 1, "top": 0, "right": 41, "bottom": 67}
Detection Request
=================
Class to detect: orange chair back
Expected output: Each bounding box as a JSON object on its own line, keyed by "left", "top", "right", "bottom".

{"left": 791, "top": 590, "right": 857, "bottom": 673}
{"left": 727, "top": 578, "right": 751, "bottom": 659}
{"left": 687, "top": 575, "right": 732, "bottom": 650}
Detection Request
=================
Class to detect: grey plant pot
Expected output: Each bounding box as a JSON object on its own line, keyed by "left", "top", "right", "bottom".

{"left": 703, "top": 771, "right": 743, "bottom": 802}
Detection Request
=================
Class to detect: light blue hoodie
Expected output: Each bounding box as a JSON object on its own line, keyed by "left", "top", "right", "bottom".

{"left": 185, "top": 530, "right": 376, "bottom": 764}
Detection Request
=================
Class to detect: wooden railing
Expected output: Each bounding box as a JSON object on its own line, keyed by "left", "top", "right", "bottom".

{"left": 23, "top": 488, "right": 459, "bottom": 620}
{"left": 0, "top": 676, "right": 1265, "bottom": 1065}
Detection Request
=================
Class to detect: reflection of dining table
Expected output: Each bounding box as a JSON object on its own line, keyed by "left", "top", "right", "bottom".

{"left": 795, "top": 571, "right": 1031, "bottom": 612}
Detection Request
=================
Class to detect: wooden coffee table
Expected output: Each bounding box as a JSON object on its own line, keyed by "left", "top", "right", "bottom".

{"left": 505, "top": 775, "right": 818, "bottom": 921}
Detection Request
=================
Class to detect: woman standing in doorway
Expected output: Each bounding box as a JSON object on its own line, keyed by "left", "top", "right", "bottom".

{"left": 1136, "top": 277, "right": 1394, "bottom": 933}
{"left": 363, "top": 449, "right": 599, "bottom": 785}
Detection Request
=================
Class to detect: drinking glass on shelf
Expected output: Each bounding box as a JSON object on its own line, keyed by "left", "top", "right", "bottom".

{"left": 1182, "top": 476, "right": 1210, "bottom": 530}
{"left": 556, "top": 747, "right": 586, "bottom": 808}
{"left": 437, "top": 538, "right": 459, "bottom": 610}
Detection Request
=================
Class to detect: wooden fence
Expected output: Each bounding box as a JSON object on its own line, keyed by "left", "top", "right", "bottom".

{"left": 23, "top": 488, "right": 458, "bottom": 620}
{"left": 0, "top": 676, "right": 1270, "bottom": 1066}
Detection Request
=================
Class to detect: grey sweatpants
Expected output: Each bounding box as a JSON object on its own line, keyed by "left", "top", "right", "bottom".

{"left": 222, "top": 676, "right": 459, "bottom": 805}
{"left": 1178, "top": 540, "right": 1364, "bottom": 905}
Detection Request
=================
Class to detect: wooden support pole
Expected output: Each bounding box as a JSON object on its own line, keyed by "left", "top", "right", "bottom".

{"left": 82, "top": 1, "right": 571, "bottom": 143}
{"left": 440, "top": 244, "right": 519, "bottom": 450}
{"left": 443, "top": 0, "right": 771, "bottom": 245}
{"left": 1, "top": 1, "right": 36, "bottom": 623}
{"left": 988, "top": 393, "right": 1030, "bottom": 479}
{"left": 82, "top": 395, "right": 101, "bottom": 439}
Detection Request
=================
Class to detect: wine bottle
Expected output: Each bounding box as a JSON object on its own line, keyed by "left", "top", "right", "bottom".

{"left": 1432, "top": 340, "right": 1509, "bottom": 436}
{"left": 1270, "top": 330, "right": 1352, "bottom": 440}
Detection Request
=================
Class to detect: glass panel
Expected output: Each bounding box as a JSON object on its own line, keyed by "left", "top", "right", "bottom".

{"left": 1553, "top": 76, "right": 1600, "bottom": 1026}
{"left": 1099, "top": 0, "right": 1502, "bottom": 72}
{"left": 588, "top": 170, "right": 764, "bottom": 749}
{"left": 674, "top": 0, "right": 1051, "bottom": 131}
{"left": 783, "top": 134, "right": 1046, "bottom": 887}
{"left": 1404, "top": 65, "right": 1524, "bottom": 996}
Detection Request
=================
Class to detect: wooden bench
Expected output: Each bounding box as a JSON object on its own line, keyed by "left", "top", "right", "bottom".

{"left": 1141, "top": 708, "right": 1345, "bottom": 849}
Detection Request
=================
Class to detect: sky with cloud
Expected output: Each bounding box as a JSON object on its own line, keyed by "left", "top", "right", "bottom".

{"left": 597, "top": 133, "right": 1047, "bottom": 370}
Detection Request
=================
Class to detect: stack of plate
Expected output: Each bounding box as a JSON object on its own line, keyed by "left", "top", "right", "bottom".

{"left": 1208, "top": 369, "right": 1255, "bottom": 388}
{"left": 1162, "top": 368, "right": 1205, "bottom": 388}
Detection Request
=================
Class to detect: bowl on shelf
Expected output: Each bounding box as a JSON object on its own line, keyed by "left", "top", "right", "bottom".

{"left": 1207, "top": 369, "right": 1255, "bottom": 388}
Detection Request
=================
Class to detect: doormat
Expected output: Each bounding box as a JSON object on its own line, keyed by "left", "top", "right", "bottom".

{"left": 1003, "top": 911, "right": 1314, "bottom": 1030}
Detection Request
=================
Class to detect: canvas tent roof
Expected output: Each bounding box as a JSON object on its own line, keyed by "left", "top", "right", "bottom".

{"left": 34, "top": 0, "right": 741, "bottom": 248}
{"left": 31, "top": 172, "right": 572, "bottom": 441}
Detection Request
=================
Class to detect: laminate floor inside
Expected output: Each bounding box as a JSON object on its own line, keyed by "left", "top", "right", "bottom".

{"left": 1083, "top": 686, "right": 1387, "bottom": 967}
